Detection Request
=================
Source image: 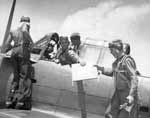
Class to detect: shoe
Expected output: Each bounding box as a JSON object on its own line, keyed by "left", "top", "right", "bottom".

{"left": 5, "top": 101, "right": 13, "bottom": 108}
{"left": 15, "top": 102, "right": 24, "bottom": 109}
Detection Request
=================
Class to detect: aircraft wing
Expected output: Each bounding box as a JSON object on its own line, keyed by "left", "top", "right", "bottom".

{"left": 0, "top": 106, "right": 149, "bottom": 118}
{"left": 0, "top": 108, "right": 105, "bottom": 118}
{"left": 0, "top": 51, "right": 38, "bottom": 64}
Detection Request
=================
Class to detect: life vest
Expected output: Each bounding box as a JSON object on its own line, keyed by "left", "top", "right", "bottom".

{"left": 114, "top": 54, "right": 136, "bottom": 90}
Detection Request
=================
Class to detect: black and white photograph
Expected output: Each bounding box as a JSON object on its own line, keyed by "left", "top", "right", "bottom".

{"left": 0, "top": 0, "right": 150, "bottom": 118}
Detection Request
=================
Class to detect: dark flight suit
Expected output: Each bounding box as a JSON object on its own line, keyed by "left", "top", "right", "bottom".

{"left": 38, "top": 33, "right": 59, "bottom": 60}
{"left": 5, "top": 27, "right": 33, "bottom": 109}
{"left": 43, "top": 43, "right": 54, "bottom": 59}
{"left": 102, "top": 54, "right": 138, "bottom": 118}
{"left": 43, "top": 42, "right": 58, "bottom": 60}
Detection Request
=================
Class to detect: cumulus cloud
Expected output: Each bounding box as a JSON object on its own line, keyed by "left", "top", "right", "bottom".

{"left": 59, "top": 1, "right": 150, "bottom": 75}
{"left": 59, "top": 1, "right": 149, "bottom": 40}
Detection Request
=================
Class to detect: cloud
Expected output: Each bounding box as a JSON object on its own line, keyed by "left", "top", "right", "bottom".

{"left": 59, "top": 1, "right": 150, "bottom": 75}
{"left": 30, "top": 18, "right": 60, "bottom": 41}
{"left": 59, "top": 1, "right": 150, "bottom": 40}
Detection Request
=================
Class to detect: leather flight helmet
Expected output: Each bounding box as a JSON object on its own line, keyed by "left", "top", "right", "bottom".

{"left": 20, "top": 16, "right": 30, "bottom": 23}
{"left": 70, "top": 32, "right": 81, "bottom": 47}
{"left": 108, "top": 39, "right": 123, "bottom": 51}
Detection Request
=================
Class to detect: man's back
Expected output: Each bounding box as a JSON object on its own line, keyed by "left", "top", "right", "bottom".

{"left": 7, "top": 26, "right": 33, "bottom": 58}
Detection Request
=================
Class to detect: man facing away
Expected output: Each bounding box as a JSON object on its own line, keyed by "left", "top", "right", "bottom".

{"left": 94, "top": 40, "right": 138, "bottom": 118}
{"left": 4, "top": 16, "right": 34, "bottom": 109}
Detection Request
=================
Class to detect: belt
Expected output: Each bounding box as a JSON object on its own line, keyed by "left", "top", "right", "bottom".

{"left": 13, "top": 44, "right": 22, "bottom": 48}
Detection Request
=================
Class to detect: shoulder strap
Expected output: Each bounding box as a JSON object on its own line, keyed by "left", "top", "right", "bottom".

{"left": 116, "top": 55, "right": 128, "bottom": 69}
{"left": 115, "top": 55, "right": 131, "bottom": 73}
{"left": 120, "top": 54, "right": 135, "bottom": 67}
{"left": 121, "top": 55, "right": 130, "bottom": 64}
{"left": 117, "top": 55, "right": 132, "bottom": 82}
{"left": 123, "top": 55, "right": 137, "bottom": 70}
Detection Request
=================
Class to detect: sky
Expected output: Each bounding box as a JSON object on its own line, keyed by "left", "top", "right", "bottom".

{"left": 0, "top": 0, "right": 150, "bottom": 75}
{"left": 0, "top": 0, "right": 100, "bottom": 42}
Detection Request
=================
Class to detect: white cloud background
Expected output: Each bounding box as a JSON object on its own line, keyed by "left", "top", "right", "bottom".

{"left": 0, "top": 0, "right": 150, "bottom": 75}
{"left": 59, "top": 1, "right": 150, "bottom": 75}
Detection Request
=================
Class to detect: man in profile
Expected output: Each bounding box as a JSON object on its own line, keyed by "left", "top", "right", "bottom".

{"left": 43, "top": 32, "right": 59, "bottom": 60}
{"left": 94, "top": 40, "right": 138, "bottom": 118}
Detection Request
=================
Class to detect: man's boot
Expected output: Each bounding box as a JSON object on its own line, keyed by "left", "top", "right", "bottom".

{"left": 6, "top": 89, "right": 15, "bottom": 108}
{"left": 6, "top": 82, "right": 18, "bottom": 108}
{"left": 15, "top": 101, "right": 24, "bottom": 109}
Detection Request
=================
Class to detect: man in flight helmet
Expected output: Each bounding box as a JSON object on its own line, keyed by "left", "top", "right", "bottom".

{"left": 94, "top": 39, "right": 138, "bottom": 118}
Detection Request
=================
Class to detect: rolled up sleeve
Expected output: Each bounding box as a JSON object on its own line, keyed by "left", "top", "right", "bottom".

{"left": 102, "top": 67, "right": 113, "bottom": 77}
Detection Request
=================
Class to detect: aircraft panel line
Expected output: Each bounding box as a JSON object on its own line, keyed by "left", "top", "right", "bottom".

{"left": 32, "top": 101, "right": 105, "bottom": 116}
{"left": 32, "top": 107, "right": 77, "bottom": 118}
{"left": 34, "top": 84, "right": 109, "bottom": 99}
{"left": 0, "top": 111, "right": 21, "bottom": 118}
